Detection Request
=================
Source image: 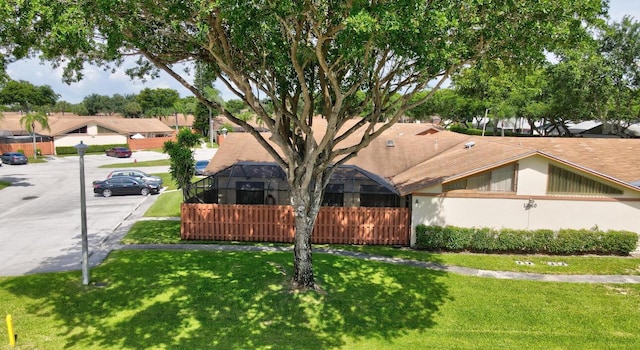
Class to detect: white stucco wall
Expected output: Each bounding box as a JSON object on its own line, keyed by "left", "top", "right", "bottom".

{"left": 515, "top": 157, "right": 549, "bottom": 195}
{"left": 54, "top": 134, "right": 128, "bottom": 147}
{"left": 413, "top": 196, "right": 640, "bottom": 233}
{"left": 411, "top": 155, "right": 640, "bottom": 246}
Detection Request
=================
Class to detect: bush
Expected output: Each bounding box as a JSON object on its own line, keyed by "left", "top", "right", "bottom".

{"left": 415, "top": 225, "right": 639, "bottom": 256}
{"left": 448, "top": 124, "right": 525, "bottom": 137}
{"left": 56, "top": 144, "right": 129, "bottom": 155}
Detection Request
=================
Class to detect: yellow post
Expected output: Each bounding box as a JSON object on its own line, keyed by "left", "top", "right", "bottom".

{"left": 6, "top": 314, "right": 16, "bottom": 347}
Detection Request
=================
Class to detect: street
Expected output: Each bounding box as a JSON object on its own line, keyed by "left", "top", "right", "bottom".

{"left": 0, "top": 148, "right": 213, "bottom": 276}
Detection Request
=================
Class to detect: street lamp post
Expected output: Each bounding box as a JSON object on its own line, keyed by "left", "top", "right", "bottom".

{"left": 74, "top": 141, "right": 90, "bottom": 285}
{"left": 209, "top": 107, "right": 213, "bottom": 145}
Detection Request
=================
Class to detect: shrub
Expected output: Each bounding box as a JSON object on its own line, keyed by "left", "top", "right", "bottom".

{"left": 600, "top": 231, "right": 639, "bottom": 255}
{"left": 415, "top": 224, "right": 444, "bottom": 250}
{"left": 471, "top": 227, "right": 496, "bottom": 252}
{"left": 415, "top": 225, "right": 639, "bottom": 256}
{"left": 56, "top": 144, "right": 129, "bottom": 155}
{"left": 446, "top": 226, "right": 473, "bottom": 251}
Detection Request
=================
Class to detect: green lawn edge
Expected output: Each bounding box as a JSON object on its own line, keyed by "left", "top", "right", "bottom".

{"left": 0, "top": 250, "right": 638, "bottom": 349}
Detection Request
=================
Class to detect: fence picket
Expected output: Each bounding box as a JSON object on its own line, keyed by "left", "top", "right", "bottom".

{"left": 180, "top": 204, "right": 409, "bottom": 245}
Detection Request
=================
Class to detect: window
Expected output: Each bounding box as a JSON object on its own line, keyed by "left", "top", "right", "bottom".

{"left": 547, "top": 165, "right": 622, "bottom": 195}
{"left": 97, "top": 126, "right": 117, "bottom": 134}
{"left": 359, "top": 184, "right": 399, "bottom": 207}
{"left": 443, "top": 164, "right": 516, "bottom": 192}
{"left": 322, "top": 184, "right": 344, "bottom": 207}
{"left": 67, "top": 126, "right": 87, "bottom": 134}
{"left": 236, "top": 182, "right": 265, "bottom": 204}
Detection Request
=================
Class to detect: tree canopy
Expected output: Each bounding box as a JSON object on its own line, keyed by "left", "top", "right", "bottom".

{"left": 0, "top": 0, "right": 609, "bottom": 290}
{"left": 0, "top": 80, "right": 58, "bottom": 111}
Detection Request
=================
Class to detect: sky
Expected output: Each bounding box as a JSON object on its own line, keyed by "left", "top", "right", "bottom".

{"left": 5, "top": 0, "right": 640, "bottom": 104}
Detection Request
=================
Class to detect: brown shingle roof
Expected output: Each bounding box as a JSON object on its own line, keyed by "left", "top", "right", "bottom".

{"left": 205, "top": 123, "right": 640, "bottom": 195}
{"left": 159, "top": 114, "right": 194, "bottom": 128}
{"left": 0, "top": 112, "right": 174, "bottom": 135}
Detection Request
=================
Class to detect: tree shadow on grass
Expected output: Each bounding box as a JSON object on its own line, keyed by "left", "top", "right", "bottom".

{"left": 0, "top": 250, "right": 449, "bottom": 349}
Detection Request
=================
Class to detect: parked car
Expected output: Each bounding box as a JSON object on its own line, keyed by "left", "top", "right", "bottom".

{"left": 1, "top": 152, "right": 28, "bottom": 165}
{"left": 107, "top": 169, "right": 163, "bottom": 185}
{"left": 93, "top": 176, "right": 160, "bottom": 197}
{"left": 195, "top": 160, "right": 210, "bottom": 175}
{"left": 105, "top": 147, "right": 132, "bottom": 158}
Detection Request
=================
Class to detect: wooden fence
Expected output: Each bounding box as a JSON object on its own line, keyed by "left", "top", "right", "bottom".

{"left": 0, "top": 141, "right": 55, "bottom": 156}
{"left": 181, "top": 204, "right": 410, "bottom": 245}
{"left": 128, "top": 136, "right": 176, "bottom": 151}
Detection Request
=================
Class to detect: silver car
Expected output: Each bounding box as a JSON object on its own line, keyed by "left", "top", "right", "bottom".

{"left": 1, "top": 152, "right": 28, "bottom": 165}
{"left": 107, "top": 169, "right": 163, "bottom": 185}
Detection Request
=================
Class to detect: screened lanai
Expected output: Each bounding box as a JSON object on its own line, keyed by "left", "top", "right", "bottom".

{"left": 185, "top": 161, "right": 404, "bottom": 208}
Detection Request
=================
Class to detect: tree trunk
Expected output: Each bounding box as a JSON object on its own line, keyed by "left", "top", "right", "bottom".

{"left": 32, "top": 122, "right": 37, "bottom": 160}
{"left": 289, "top": 183, "right": 322, "bottom": 291}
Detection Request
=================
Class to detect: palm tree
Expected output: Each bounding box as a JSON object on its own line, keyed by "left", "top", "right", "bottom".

{"left": 19, "top": 111, "right": 50, "bottom": 159}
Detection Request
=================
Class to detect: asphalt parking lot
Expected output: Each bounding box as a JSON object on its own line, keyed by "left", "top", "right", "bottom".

{"left": 0, "top": 148, "right": 215, "bottom": 276}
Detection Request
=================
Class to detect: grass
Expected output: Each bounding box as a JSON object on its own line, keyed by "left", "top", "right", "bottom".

{"left": 27, "top": 156, "right": 47, "bottom": 164}
{"left": 0, "top": 180, "right": 10, "bottom": 190}
{"left": 144, "top": 191, "right": 181, "bottom": 217}
{"left": 0, "top": 250, "right": 638, "bottom": 349}
{"left": 99, "top": 159, "right": 170, "bottom": 168}
{"left": 124, "top": 220, "right": 640, "bottom": 276}
{"left": 331, "top": 245, "right": 640, "bottom": 276}
{"left": 121, "top": 220, "right": 182, "bottom": 244}
{"left": 155, "top": 173, "right": 178, "bottom": 190}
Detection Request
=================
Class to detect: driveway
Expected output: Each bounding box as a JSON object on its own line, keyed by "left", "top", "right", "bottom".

{"left": 0, "top": 148, "right": 215, "bottom": 276}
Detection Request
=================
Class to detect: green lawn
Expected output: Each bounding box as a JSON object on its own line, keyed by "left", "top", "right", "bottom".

{"left": 0, "top": 250, "right": 638, "bottom": 349}
{"left": 124, "top": 220, "right": 640, "bottom": 276}
{"left": 99, "top": 159, "right": 170, "bottom": 168}
{"left": 27, "top": 156, "right": 47, "bottom": 164}
{"left": 0, "top": 180, "right": 10, "bottom": 190}
{"left": 144, "top": 192, "right": 182, "bottom": 218}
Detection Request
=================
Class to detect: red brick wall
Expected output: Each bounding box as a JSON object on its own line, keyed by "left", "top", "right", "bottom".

{"left": 128, "top": 136, "right": 177, "bottom": 151}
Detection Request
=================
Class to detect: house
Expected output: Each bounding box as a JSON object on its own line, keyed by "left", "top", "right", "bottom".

{"left": 0, "top": 112, "right": 175, "bottom": 155}
{"left": 194, "top": 119, "right": 640, "bottom": 246}
{"left": 159, "top": 114, "right": 195, "bottom": 130}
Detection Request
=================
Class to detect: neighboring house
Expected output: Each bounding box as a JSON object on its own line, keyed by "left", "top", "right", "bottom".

{"left": 624, "top": 122, "right": 640, "bottom": 138}
{"left": 159, "top": 114, "right": 195, "bottom": 130}
{"left": 567, "top": 120, "right": 606, "bottom": 137}
{"left": 495, "top": 117, "right": 532, "bottom": 134}
{"left": 198, "top": 119, "right": 640, "bottom": 246}
{"left": 0, "top": 112, "right": 175, "bottom": 153}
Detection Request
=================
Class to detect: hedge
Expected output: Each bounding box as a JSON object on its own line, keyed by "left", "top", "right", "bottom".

{"left": 415, "top": 225, "right": 638, "bottom": 256}
{"left": 56, "top": 144, "right": 129, "bottom": 155}
{"left": 448, "top": 124, "right": 529, "bottom": 137}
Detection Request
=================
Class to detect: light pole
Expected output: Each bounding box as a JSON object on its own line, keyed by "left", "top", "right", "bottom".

{"left": 74, "top": 141, "right": 90, "bottom": 285}
{"left": 209, "top": 107, "right": 213, "bottom": 146}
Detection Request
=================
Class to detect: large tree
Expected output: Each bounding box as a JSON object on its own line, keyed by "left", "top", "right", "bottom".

{"left": 0, "top": 80, "right": 58, "bottom": 112}
{"left": 82, "top": 93, "right": 111, "bottom": 115}
{"left": 600, "top": 16, "right": 640, "bottom": 133}
{"left": 136, "top": 88, "right": 180, "bottom": 117}
{"left": 2, "top": 0, "right": 607, "bottom": 290}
